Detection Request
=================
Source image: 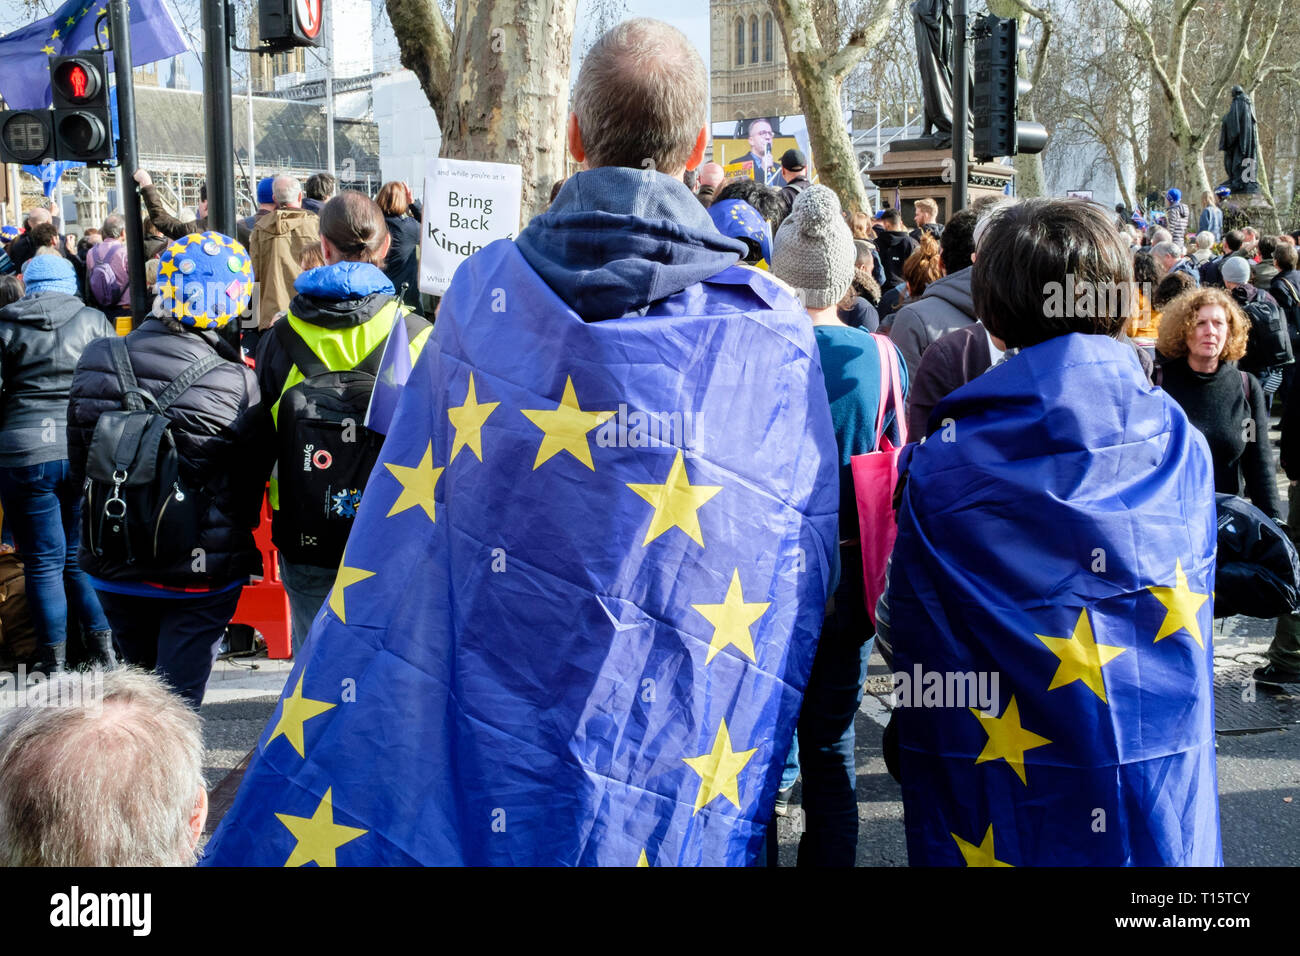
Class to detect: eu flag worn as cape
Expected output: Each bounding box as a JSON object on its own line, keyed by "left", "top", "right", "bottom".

{"left": 204, "top": 242, "right": 840, "bottom": 866}
{"left": 0, "top": 0, "right": 186, "bottom": 109}
{"left": 890, "top": 333, "right": 1221, "bottom": 866}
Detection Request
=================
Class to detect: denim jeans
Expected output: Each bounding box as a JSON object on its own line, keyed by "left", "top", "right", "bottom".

{"left": 0, "top": 459, "right": 109, "bottom": 648}
{"left": 279, "top": 556, "right": 337, "bottom": 655}
{"left": 96, "top": 586, "right": 243, "bottom": 710}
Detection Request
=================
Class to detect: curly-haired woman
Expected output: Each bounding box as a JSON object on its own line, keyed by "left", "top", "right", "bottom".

{"left": 1156, "top": 286, "right": 1280, "bottom": 518}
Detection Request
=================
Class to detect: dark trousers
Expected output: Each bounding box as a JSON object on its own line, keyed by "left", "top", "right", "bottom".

{"left": 0, "top": 460, "right": 109, "bottom": 648}
{"left": 96, "top": 587, "right": 243, "bottom": 709}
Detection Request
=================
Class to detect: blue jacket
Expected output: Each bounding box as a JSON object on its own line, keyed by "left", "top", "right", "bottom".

{"left": 1199, "top": 205, "right": 1223, "bottom": 239}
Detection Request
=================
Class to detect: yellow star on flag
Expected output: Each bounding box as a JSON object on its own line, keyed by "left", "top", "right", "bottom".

{"left": 637, "top": 849, "right": 649, "bottom": 867}
{"left": 329, "top": 561, "right": 374, "bottom": 624}
{"left": 159, "top": 258, "right": 178, "bottom": 279}
{"left": 1149, "top": 560, "right": 1209, "bottom": 648}
{"left": 691, "top": 569, "right": 770, "bottom": 664}
{"left": 627, "top": 450, "right": 722, "bottom": 547}
{"left": 682, "top": 718, "right": 757, "bottom": 814}
{"left": 1036, "top": 608, "right": 1126, "bottom": 702}
{"left": 384, "top": 440, "right": 443, "bottom": 522}
{"left": 40, "top": 44, "right": 55, "bottom": 54}
{"left": 970, "top": 695, "right": 1051, "bottom": 785}
{"left": 65, "top": 16, "right": 75, "bottom": 25}
{"left": 520, "top": 376, "right": 614, "bottom": 470}
{"left": 951, "top": 824, "right": 1013, "bottom": 867}
{"left": 276, "top": 788, "right": 367, "bottom": 867}
{"left": 447, "top": 373, "right": 499, "bottom": 463}
{"left": 267, "top": 674, "right": 336, "bottom": 758}
{"left": 50, "top": 28, "right": 60, "bottom": 39}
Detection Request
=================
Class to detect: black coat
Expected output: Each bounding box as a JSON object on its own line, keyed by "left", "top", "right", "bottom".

{"left": 0, "top": 292, "right": 112, "bottom": 467}
{"left": 383, "top": 201, "right": 423, "bottom": 311}
{"left": 67, "top": 319, "right": 271, "bottom": 587}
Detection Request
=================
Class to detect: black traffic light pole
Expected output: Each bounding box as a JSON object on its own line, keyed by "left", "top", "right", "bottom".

{"left": 202, "top": 0, "right": 235, "bottom": 239}
{"left": 107, "top": 0, "right": 148, "bottom": 322}
{"left": 952, "top": 0, "right": 970, "bottom": 213}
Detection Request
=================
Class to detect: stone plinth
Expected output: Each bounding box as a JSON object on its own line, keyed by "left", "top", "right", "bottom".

{"left": 866, "top": 144, "right": 1013, "bottom": 221}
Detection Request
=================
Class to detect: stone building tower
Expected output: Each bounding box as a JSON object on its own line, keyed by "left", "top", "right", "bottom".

{"left": 709, "top": 0, "right": 800, "bottom": 132}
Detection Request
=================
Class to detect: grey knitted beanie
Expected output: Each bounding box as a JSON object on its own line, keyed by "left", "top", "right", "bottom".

{"left": 772, "top": 185, "right": 857, "bottom": 309}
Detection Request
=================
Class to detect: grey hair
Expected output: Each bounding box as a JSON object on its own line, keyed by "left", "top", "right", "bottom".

{"left": 1151, "top": 241, "right": 1181, "bottom": 260}
{"left": 272, "top": 175, "right": 303, "bottom": 207}
{"left": 1148, "top": 226, "right": 1172, "bottom": 245}
{"left": 101, "top": 213, "right": 125, "bottom": 239}
{"left": 1195, "top": 230, "right": 1214, "bottom": 249}
{"left": 0, "top": 667, "right": 205, "bottom": 867}
{"left": 572, "top": 18, "right": 707, "bottom": 174}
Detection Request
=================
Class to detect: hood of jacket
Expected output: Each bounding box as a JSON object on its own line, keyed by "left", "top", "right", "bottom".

{"left": 875, "top": 229, "right": 915, "bottom": 254}
{"left": 917, "top": 266, "right": 975, "bottom": 317}
{"left": 254, "top": 206, "right": 316, "bottom": 240}
{"left": 289, "top": 260, "right": 396, "bottom": 328}
{"left": 0, "top": 291, "right": 93, "bottom": 330}
{"left": 514, "top": 166, "right": 746, "bottom": 321}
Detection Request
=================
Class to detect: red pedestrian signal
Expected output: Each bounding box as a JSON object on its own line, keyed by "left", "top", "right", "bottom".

{"left": 50, "top": 52, "right": 113, "bottom": 164}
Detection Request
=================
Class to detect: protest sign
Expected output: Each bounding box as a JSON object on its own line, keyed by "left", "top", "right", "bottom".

{"left": 419, "top": 158, "right": 522, "bottom": 295}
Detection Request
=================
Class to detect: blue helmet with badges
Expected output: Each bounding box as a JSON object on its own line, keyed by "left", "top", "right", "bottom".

{"left": 155, "top": 231, "right": 253, "bottom": 329}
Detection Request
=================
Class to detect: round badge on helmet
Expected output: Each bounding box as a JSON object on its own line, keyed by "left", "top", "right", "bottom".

{"left": 202, "top": 239, "right": 220, "bottom": 256}
{"left": 178, "top": 258, "right": 196, "bottom": 275}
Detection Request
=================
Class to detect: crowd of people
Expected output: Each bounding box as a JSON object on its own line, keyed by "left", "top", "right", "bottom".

{"left": 0, "top": 14, "right": 1293, "bottom": 867}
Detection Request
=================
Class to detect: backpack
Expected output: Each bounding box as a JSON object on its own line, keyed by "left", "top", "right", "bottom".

{"left": 1242, "top": 293, "right": 1294, "bottom": 371}
{"left": 82, "top": 336, "right": 224, "bottom": 566}
{"left": 87, "top": 243, "right": 126, "bottom": 308}
{"left": 271, "top": 318, "right": 390, "bottom": 567}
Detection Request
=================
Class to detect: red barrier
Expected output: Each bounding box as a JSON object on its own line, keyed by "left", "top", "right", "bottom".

{"left": 231, "top": 489, "right": 292, "bottom": 659}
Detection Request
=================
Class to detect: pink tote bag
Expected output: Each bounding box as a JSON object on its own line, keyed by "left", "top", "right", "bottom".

{"left": 850, "top": 333, "right": 907, "bottom": 626}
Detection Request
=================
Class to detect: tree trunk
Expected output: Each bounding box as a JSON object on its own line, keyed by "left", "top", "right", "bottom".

{"left": 387, "top": 0, "right": 577, "bottom": 224}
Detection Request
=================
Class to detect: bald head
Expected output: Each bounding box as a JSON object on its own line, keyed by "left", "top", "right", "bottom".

{"left": 571, "top": 18, "right": 708, "bottom": 177}
{"left": 25, "top": 207, "right": 50, "bottom": 229}
{"left": 273, "top": 175, "right": 303, "bottom": 208}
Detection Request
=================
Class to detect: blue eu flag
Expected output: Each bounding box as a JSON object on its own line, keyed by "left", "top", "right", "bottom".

{"left": 203, "top": 242, "right": 840, "bottom": 866}
{"left": 0, "top": 0, "right": 187, "bottom": 109}
{"left": 889, "top": 333, "right": 1221, "bottom": 866}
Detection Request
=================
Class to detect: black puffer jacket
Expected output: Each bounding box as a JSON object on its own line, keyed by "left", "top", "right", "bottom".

{"left": 382, "top": 199, "right": 422, "bottom": 311}
{"left": 0, "top": 292, "right": 112, "bottom": 468}
{"left": 67, "top": 319, "right": 272, "bottom": 587}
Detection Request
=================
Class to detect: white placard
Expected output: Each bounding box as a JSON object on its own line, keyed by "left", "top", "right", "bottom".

{"left": 419, "top": 158, "right": 523, "bottom": 295}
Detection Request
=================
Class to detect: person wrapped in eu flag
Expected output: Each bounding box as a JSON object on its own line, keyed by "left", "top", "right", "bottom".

{"left": 887, "top": 198, "right": 1222, "bottom": 866}
{"left": 202, "top": 18, "right": 840, "bottom": 866}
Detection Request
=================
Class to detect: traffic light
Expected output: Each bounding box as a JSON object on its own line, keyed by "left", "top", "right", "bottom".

{"left": 51, "top": 51, "right": 113, "bottom": 164}
{"left": 0, "top": 110, "right": 55, "bottom": 166}
{"left": 972, "top": 15, "right": 1048, "bottom": 162}
{"left": 258, "top": 0, "right": 323, "bottom": 52}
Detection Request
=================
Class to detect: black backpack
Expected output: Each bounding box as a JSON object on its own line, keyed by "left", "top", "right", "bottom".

{"left": 1242, "top": 293, "right": 1294, "bottom": 371}
{"left": 271, "top": 318, "right": 389, "bottom": 567}
{"left": 82, "top": 336, "right": 224, "bottom": 566}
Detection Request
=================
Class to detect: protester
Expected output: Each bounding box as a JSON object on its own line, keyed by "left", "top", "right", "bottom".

{"left": 1201, "top": 229, "right": 1245, "bottom": 287}
{"left": 1129, "top": 252, "right": 1161, "bottom": 339}
{"left": 708, "top": 199, "right": 772, "bottom": 269}
{"left": 142, "top": 217, "right": 168, "bottom": 260}
{"left": 1198, "top": 190, "right": 1223, "bottom": 239}
{"left": 875, "top": 209, "right": 919, "bottom": 286}
{"left": 1152, "top": 240, "right": 1199, "bottom": 285}
{"left": 304, "top": 172, "right": 338, "bottom": 214}
{"left": 1253, "top": 235, "right": 1280, "bottom": 287}
{"left": 0, "top": 255, "right": 114, "bottom": 671}
{"left": 67, "top": 233, "right": 268, "bottom": 709}
{"left": 1190, "top": 230, "right": 1216, "bottom": 268}
{"left": 250, "top": 175, "right": 320, "bottom": 333}
{"left": 909, "top": 198, "right": 941, "bottom": 242}
{"left": 6, "top": 207, "right": 50, "bottom": 273}
{"left": 1263, "top": 395, "right": 1300, "bottom": 684}
{"left": 206, "top": 17, "right": 840, "bottom": 867}
{"left": 886, "top": 197, "right": 1220, "bottom": 865}
{"left": 237, "top": 176, "right": 276, "bottom": 247}
{"left": 84, "top": 214, "right": 131, "bottom": 320}
{"left": 901, "top": 232, "right": 943, "bottom": 305}
{"left": 777, "top": 149, "right": 811, "bottom": 208}
{"left": 1165, "top": 188, "right": 1190, "bottom": 245}
{"left": 696, "top": 162, "right": 724, "bottom": 208}
{"left": 848, "top": 212, "right": 887, "bottom": 286}
{"left": 713, "top": 179, "right": 788, "bottom": 236}
{"left": 375, "top": 181, "right": 423, "bottom": 312}
{"left": 1152, "top": 269, "right": 1196, "bottom": 312}
{"left": 1155, "top": 286, "right": 1279, "bottom": 518}
{"left": 889, "top": 206, "right": 979, "bottom": 380}
{"left": 0, "top": 276, "right": 20, "bottom": 309}
{"left": 1221, "top": 255, "right": 1290, "bottom": 399}
{"left": 134, "top": 169, "right": 207, "bottom": 239}
{"left": 254, "top": 191, "right": 431, "bottom": 651}
{"left": 838, "top": 251, "right": 882, "bottom": 331}
{"left": 0, "top": 668, "right": 207, "bottom": 866}
{"left": 772, "top": 184, "right": 907, "bottom": 865}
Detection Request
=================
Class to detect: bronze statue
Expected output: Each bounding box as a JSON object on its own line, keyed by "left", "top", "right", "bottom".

{"left": 913, "top": 0, "right": 955, "bottom": 146}
{"left": 1219, "top": 86, "right": 1260, "bottom": 194}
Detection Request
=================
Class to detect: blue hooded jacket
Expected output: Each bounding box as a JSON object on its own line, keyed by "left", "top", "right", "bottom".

{"left": 515, "top": 167, "right": 747, "bottom": 321}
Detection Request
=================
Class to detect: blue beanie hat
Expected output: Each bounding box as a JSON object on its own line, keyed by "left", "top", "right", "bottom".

{"left": 1167, "top": 187, "right": 1181, "bottom": 203}
{"left": 156, "top": 232, "right": 253, "bottom": 329}
{"left": 22, "top": 253, "right": 77, "bottom": 296}
{"left": 0, "top": 225, "right": 18, "bottom": 243}
{"left": 257, "top": 176, "right": 275, "bottom": 205}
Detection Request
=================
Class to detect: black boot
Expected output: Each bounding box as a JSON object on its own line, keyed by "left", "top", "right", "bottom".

{"left": 34, "top": 642, "right": 66, "bottom": 675}
{"left": 86, "top": 630, "right": 116, "bottom": 668}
